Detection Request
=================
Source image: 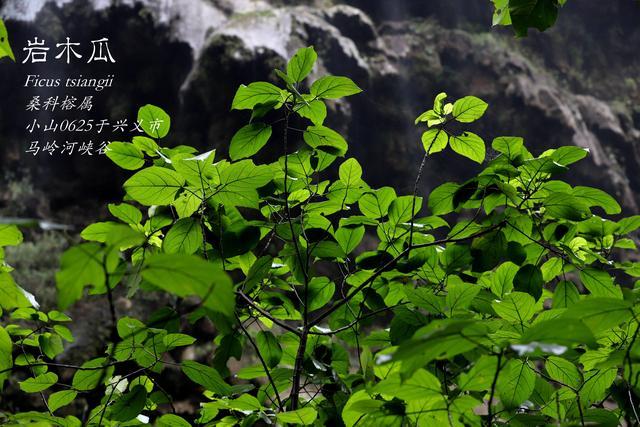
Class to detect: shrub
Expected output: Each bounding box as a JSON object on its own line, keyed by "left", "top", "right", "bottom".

{"left": 2, "top": 46, "right": 640, "bottom": 426}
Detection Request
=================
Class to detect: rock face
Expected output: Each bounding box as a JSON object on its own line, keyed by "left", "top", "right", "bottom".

{"left": 2, "top": 0, "right": 640, "bottom": 216}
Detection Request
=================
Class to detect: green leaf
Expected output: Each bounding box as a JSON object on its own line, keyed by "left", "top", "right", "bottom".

{"left": 509, "top": 0, "right": 559, "bottom": 37}
{"left": 543, "top": 192, "right": 590, "bottom": 221}
{"left": 491, "top": 262, "right": 518, "bottom": 298}
{"left": 163, "top": 218, "right": 202, "bottom": 254}
{"left": 492, "top": 292, "right": 536, "bottom": 324}
{"left": 232, "top": 82, "right": 285, "bottom": 110}
{"left": 449, "top": 132, "right": 485, "bottom": 163}
{"left": 181, "top": 361, "right": 231, "bottom": 395}
{"left": 303, "top": 126, "right": 348, "bottom": 157}
{"left": 157, "top": 414, "right": 191, "bottom": 427}
{"left": 446, "top": 281, "right": 480, "bottom": 315}
{"left": 452, "top": 96, "right": 488, "bottom": 123}
{"left": 358, "top": 187, "right": 396, "bottom": 219}
{"left": 0, "top": 326, "right": 12, "bottom": 390}
{"left": 520, "top": 318, "right": 597, "bottom": 348}
{"left": 138, "top": 104, "right": 171, "bottom": 139}
{"left": 142, "top": 254, "right": 234, "bottom": 317}
{"left": 428, "top": 182, "right": 459, "bottom": 215}
{"left": 492, "top": 136, "right": 524, "bottom": 160}
{"left": 563, "top": 297, "right": 632, "bottom": 332}
{"left": 310, "top": 76, "right": 362, "bottom": 99}
{"left": 56, "top": 243, "right": 105, "bottom": 310}
{"left": 296, "top": 99, "right": 327, "bottom": 126}
{"left": 0, "top": 271, "right": 31, "bottom": 310}
{"left": 229, "top": 123, "right": 273, "bottom": 160}
{"left": 389, "top": 195, "right": 422, "bottom": 225}
{"left": 287, "top": 46, "right": 317, "bottom": 82}
{"left": 105, "top": 142, "right": 145, "bottom": 170}
{"left": 336, "top": 225, "right": 364, "bottom": 255}
{"left": 580, "top": 368, "right": 616, "bottom": 404}
{"left": 256, "top": 331, "right": 282, "bottom": 368}
{"left": 552, "top": 280, "right": 579, "bottom": 309}
{"left": 212, "top": 160, "right": 274, "bottom": 209}
{"left": 48, "top": 390, "right": 77, "bottom": 413}
{"left": 497, "top": 359, "right": 535, "bottom": 408}
{"left": 123, "top": 166, "right": 185, "bottom": 206}
{"left": 571, "top": 186, "right": 621, "bottom": 215}
{"left": 459, "top": 355, "right": 499, "bottom": 391}
{"left": 339, "top": 158, "right": 363, "bottom": 187}
{"left": 39, "top": 334, "right": 64, "bottom": 359}
{"left": 421, "top": 129, "right": 448, "bottom": 154}
{"left": 221, "top": 223, "right": 261, "bottom": 257}
{"left": 579, "top": 268, "right": 622, "bottom": 299}
{"left": 276, "top": 407, "right": 318, "bottom": 425}
{"left": 306, "top": 277, "right": 335, "bottom": 312}
{"left": 0, "top": 19, "right": 15, "bottom": 61}
{"left": 110, "top": 385, "right": 147, "bottom": 422}
{"left": 545, "top": 356, "right": 581, "bottom": 389}
{"left": 20, "top": 372, "right": 58, "bottom": 393}
{"left": 72, "top": 358, "right": 113, "bottom": 391}
{"left": 551, "top": 146, "right": 589, "bottom": 166}
{"left": 80, "top": 221, "right": 118, "bottom": 243}
{"left": 108, "top": 203, "right": 142, "bottom": 226}
{"left": 132, "top": 135, "right": 160, "bottom": 156}
{"left": 0, "top": 224, "right": 23, "bottom": 247}
{"left": 163, "top": 333, "right": 196, "bottom": 350}
{"left": 172, "top": 150, "right": 216, "bottom": 186}
{"left": 513, "top": 264, "right": 543, "bottom": 300}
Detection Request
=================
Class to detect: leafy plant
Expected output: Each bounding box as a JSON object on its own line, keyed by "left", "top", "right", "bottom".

{"left": 0, "top": 19, "right": 15, "bottom": 62}
{"left": 2, "top": 46, "right": 640, "bottom": 426}
{"left": 491, "top": 0, "right": 568, "bottom": 36}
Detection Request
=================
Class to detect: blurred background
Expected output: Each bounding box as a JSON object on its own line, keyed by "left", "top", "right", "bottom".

{"left": 0, "top": 0, "right": 639, "bottom": 354}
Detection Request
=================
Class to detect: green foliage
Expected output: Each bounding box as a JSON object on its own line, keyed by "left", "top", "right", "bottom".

{"left": 492, "top": 0, "right": 568, "bottom": 36}
{"left": 0, "top": 19, "right": 16, "bottom": 62}
{"left": 2, "top": 46, "right": 640, "bottom": 427}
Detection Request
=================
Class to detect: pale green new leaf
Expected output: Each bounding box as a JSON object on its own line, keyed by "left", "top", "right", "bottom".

{"left": 108, "top": 203, "right": 142, "bottom": 226}
{"left": 48, "top": 390, "right": 77, "bottom": 413}
{"left": 123, "top": 166, "right": 185, "bottom": 206}
{"left": 310, "top": 76, "right": 362, "bottom": 99}
{"left": 303, "top": 126, "right": 348, "bottom": 157}
{"left": 449, "top": 132, "right": 485, "bottom": 163}
{"left": 20, "top": 372, "right": 58, "bottom": 393}
{"left": 0, "top": 224, "right": 23, "bottom": 247}
{"left": 163, "top": 218, "right": 202, "bottom": 254}
{"left": 421, "top": 129, "right": 448, "bottom": 154}
{"left": 287, "top": 46, "right": 317, "bottom": 82}
{"left": 232, "top": 82, "right": 286, "bottom": 110}
{"left": 296, "top": 98, "right": 327, "bottom": 126}
{"left": 213, "top": 160, "right": 274, "bottom": 209}
{"left": 229, "top": 123, "right": 272, "bottom": 160}
{"left": 106, "top": 142, "right": 145, "bottom": 170}
{"left": 138, "top": 104, "right": 171, "bottom": 139}
{"left": 307, "top": 277, "right": 335, "bottom": 312}
{"left": 0, "top": 19, "right": 15, "bottom": 61}
{"left": 336, "top": 225, "right": 364, "bottom": 255}
{"left": 452, "top": 96, "right": 488, "bottom": 123}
